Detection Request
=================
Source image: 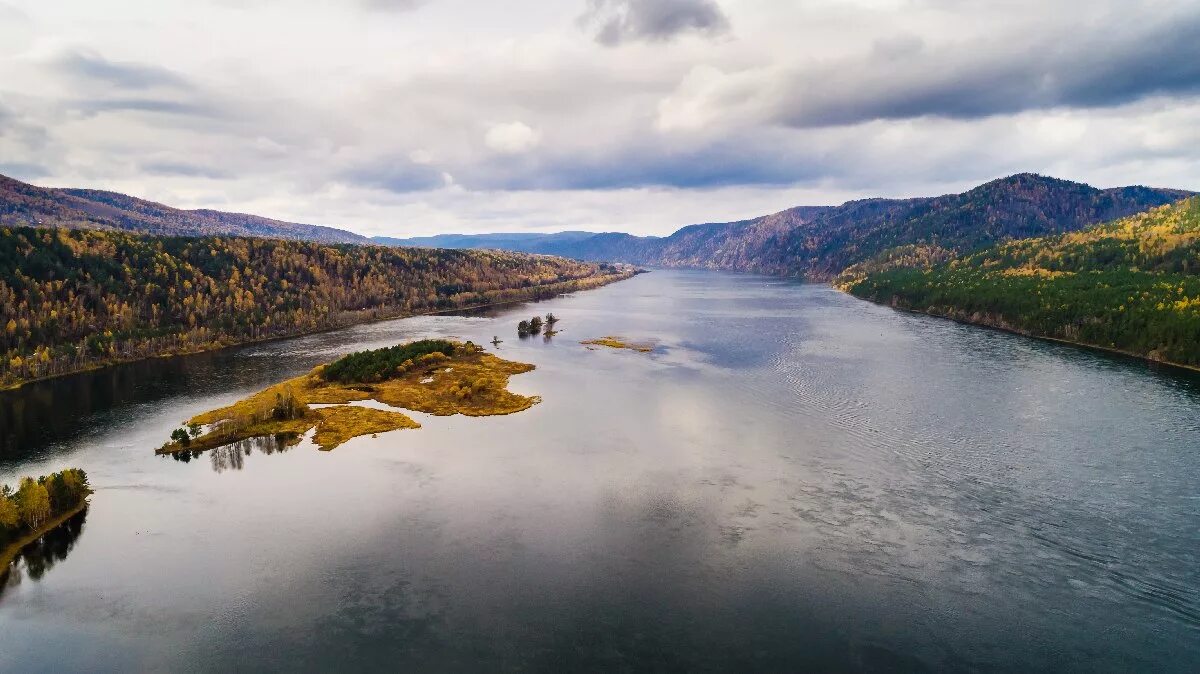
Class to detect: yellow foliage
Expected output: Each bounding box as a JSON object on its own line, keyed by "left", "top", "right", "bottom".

{"left": 311, "top": 406, "right": 420, "bottom": 451}
{"left": 158, "top": 342, "right": 538, "bottom": 454}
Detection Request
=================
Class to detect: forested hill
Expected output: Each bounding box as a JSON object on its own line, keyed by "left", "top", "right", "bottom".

{"left": 0, "top": 226, "right": 632, "bottom": 388}
{"left": 767, "top": 174, "right": 1194, "bottom": 279}
{"left": 0, "top": 174, "right": 367, "bottom": 244}
{"left": 842, "top": 197, "right": 1200, "bottom": 368}
{"left": 393, "top": 175, "right": 1191, "bottom": 280}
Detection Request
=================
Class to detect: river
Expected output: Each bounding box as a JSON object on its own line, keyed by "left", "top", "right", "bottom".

{"left": 1, "top": 269, "right": 1198, "bottom": 672}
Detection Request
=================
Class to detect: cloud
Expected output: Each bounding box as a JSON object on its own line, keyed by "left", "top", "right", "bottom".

{"left": 769, "top": 11, "right": 1200, "bottom": 128}
{"left": 484, "top": 121, "right": 542, "bottom": 155}
{"left": 70, "top": 98, "right": 219, "bottom": 118}
{"left": 359, "top": 0, "right": 428, "bottom": 11}
{"left": 47, "top": 49, "right": 192, "bottom": 91}
{"left": 580, "top": 0, "right": 729, "bottom": 46}
{"left": 339, "top": 158, "right": 448, "bottom": 193}
{"left": 5, "top": 0, "right": 1200, "bottom": 236}
{"left": 140, "top": 160, "right": 231, "bottom": 179}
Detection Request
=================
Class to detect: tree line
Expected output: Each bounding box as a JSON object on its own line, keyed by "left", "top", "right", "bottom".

{"left": 845, "top": 198, "right": 1200, "bottom": 367}
{"left": 0, "top": 226, "right": 630, "bottom": 388}
{"left": 0, "top": 468, "right": 90, "bottom": 552}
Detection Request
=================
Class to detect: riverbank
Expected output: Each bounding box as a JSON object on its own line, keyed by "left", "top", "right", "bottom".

{"left": 2, "top": 268, "right": 635, "bottom": 393}
{"left": 844, "top": 289, "right": 1200, "bottom": 376}
{"left": 0, "top": 498, "right": 90, "bottom": 572}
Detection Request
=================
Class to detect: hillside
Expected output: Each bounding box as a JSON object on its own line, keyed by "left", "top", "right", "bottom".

{"left": 0, "top": 226, "right": 633, "bottom": 388}
{"left": 0, "top": 174, "right": 367, "bottom": 244}
{"left": 768, "top": 174, "right": 1194, "bottom": 279}
{"left": 400, "top": 175, "right": 1191, "bottom": 280}
{"left": 841, "top": 197, "right": 1200, "bottom": 368}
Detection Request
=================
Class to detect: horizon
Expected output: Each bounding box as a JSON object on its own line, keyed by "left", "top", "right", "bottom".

{"left": 2, "top": 0, "right": 1198, "bottom": 237}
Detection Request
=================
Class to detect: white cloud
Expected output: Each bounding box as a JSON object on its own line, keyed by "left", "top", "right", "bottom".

{"left": 484, "top": 121, "right": 542, "bottom": 155}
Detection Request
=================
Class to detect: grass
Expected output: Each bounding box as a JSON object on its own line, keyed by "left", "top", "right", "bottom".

{"left": 581, "top": 336, "right": 655, "bottom": 353}
{"left": 157, "top": 341, "right": 539, "bottom": 455}
{"left": 311, "top": 406, "right": 421, "bottom": 451}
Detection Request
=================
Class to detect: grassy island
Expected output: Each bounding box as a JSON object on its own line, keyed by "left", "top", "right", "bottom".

{"left": 581, "top": 336, "right": 655, "bottom": 353}
{"left": 158, "top": 340, "right": 539, "bottom": 454}
{"left": 1, "top": 469, "right": 91, "bottom": 569}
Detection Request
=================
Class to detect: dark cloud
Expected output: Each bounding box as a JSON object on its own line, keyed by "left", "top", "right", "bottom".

{"left": 453, "top": 132, "right": 828, "bottom": 191}
{"left": 70, "top": 98, "right": 219, "bottom": 118}
{"left": 140, "top": 161, "right": 231, "bottom": 179}
{"left": 0, "top": 162, "right": 52, "bottom": 180}
{"left": 580, "top": 0, "right": 729, "bottom": 46}
{"left": 340, "top": 159, "right": 446, "bottom": 193}
{"left": 776, "top": 12, "right": 1200, "bottom": 127}
{"left": 49, "top": 50, "right": 192, "bottom": 90}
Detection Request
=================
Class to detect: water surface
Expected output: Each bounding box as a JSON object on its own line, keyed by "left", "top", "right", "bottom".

{"left": 1, "top": 270, "right": 1198, "bottom": 672}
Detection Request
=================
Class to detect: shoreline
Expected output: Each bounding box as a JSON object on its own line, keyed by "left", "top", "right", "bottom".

{"left": 0, "top": 270, "right": 635, "bottom": 393}
{"left": 842, "top": 287, "right": 1200, "bottom": 377}
{"left": 0, "top": 498, "right": 90, "bottom": 572}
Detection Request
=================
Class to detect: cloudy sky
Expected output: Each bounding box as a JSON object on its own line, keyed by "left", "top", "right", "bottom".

{"left": 1, "top": 0, "right": 1198, "bottom": 236}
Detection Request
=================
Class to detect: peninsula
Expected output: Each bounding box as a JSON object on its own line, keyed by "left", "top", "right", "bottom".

{"left": 0, "top": 469, "right": 91, "bottom": 571}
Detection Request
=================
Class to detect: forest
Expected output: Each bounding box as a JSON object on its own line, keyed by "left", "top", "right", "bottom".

{"left": 844, "top": 197, "right": 1200, "bottom": 367}
{"left": 0, "top": 226, "right": 631, "bottom": 388}
{"left": 0, "top": 469, "right": 90, "bottom": 554}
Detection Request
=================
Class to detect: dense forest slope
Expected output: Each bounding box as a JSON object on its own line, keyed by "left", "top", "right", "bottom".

{"left": 392, "top": 175, "right": 1191, "bottom": 280}
{"left": 0, "top": 174, "right": 366, "bottom": 244}
{"left": 0, "top": 226, "right": 631, "bottom": 388}
{"left": 841, "top": 198, "right": 1200, "bottom": 368}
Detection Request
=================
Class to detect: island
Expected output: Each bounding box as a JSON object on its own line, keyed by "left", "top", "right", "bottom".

{"left": 158, "top": 339, "right": 540, "bottom": 454}
{"left": 581, "top": 336, "right": 655, "bottom": 353}
{"left": 1, "top": 469, "right": 92, "bottom": 571}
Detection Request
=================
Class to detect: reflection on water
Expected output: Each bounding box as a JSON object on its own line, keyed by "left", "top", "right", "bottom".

{"left": 1, "top": 506, "right": 89, "bottom": 601}
{"left": 165, "top": 433, "right": 302, "bottom": 472}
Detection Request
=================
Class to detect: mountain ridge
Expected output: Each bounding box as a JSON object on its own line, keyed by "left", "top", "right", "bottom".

{"left": 384, "top": 174, "right": 1194, "bottom": 280}
{"left": 1, "top": 174, "right": 368, "bottom": 244}
{"left": 3, "top": 172, "right": 1193, "bottom": 281}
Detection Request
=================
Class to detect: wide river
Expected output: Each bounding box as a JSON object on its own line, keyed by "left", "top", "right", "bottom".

{"left": 1, "top": 270, "right": 1198, "bottom": 672}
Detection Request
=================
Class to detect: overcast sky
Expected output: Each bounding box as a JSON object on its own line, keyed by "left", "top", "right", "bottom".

{"left": 1, "top": 0, "right": 1198, "bottom": 236}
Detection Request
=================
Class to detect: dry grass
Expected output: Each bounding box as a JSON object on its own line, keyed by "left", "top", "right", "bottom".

{"left": 581, "top": 336, "right": 655, "bottom": 353}
{"left": 157, "top": 342, "right": 537, "bottom": 455}
{"left": 311, "top": 406, "right": 421, "bottom": 451}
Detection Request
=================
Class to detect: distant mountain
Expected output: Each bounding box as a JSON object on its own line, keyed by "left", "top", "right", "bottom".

{"left": 373, "top": 231, "right": 598, "bottom": 250}
{"left": 6, "top": 172, "right": 1190, "bottom": 279}
{"left": 410, "top": 175, "right": 1193, "bottom": 280}
{"left": 0, "top": 174, "right": 367, "bottom": 244}
{"left": 766, "top": 174, "right": 1196, "bottom": 279}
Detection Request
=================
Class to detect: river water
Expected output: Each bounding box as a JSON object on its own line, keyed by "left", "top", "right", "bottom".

{"left": 1, "top": 270, "right": 1198, "bottom": 672}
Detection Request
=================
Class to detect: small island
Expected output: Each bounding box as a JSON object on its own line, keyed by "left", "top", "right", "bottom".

{"left": 1, "top": 469, "right": 92, "bottom": 571}
{"left": 158, "top": 340, "right": 540, "bottom": 454}
{"left": 581, "top": 336, "right": 655, "bottom": 353}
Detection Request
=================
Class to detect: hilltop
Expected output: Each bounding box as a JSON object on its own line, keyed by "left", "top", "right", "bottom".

{"left": 0, "top": 174, "right": 367, "bottom": 244}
